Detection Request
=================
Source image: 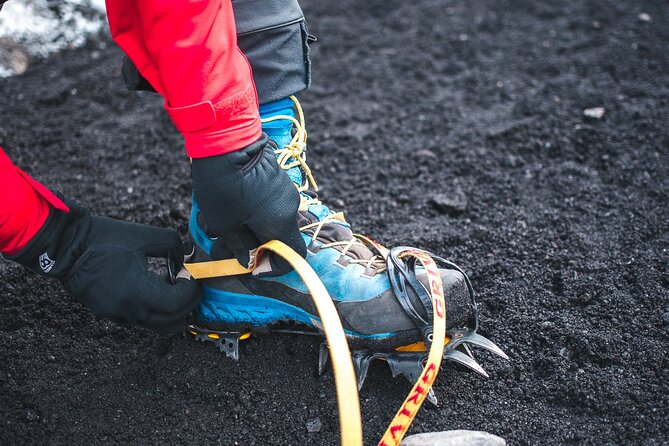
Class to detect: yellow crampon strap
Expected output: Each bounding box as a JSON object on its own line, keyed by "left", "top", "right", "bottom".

{"left": 183, "top": 258, "right": 252, "bottom": 278}
{"left": 377, "top": 251, "right": 446, "bottom": 446}
{"left": 183, "top": 242, "right": 446, "bottom": 446}
{"left": 186, "top": 241, "right": 363, "bottom": 446}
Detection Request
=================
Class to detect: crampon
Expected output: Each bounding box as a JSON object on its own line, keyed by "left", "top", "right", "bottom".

{"left": 319, "top": 247, "right": 508, "bottom": 405}
{"left": 180, "top": 96, "right": 509, "bottom": 445}
{"left": 184, "top": 244, "right": 507, "bottom": 404}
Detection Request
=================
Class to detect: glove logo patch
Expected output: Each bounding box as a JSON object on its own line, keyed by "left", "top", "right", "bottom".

{"left": 39, "top": 252, "right": 55, "bottom": 274}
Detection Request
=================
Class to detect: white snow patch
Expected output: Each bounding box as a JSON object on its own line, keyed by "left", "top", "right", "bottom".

{"left": 638, "top": 12, "right": 652, "bottom": 23}
{"left": 88, "top": 0, "right": 106, "bottom": 12}
{"left": 0, "top": 0, "right": 107, "bottom": 76}
{"left": 583, "top": 107, "right": 605, "bottom": 119}
{"left": 0, "top": 64, "right": 13, "bottom": 77}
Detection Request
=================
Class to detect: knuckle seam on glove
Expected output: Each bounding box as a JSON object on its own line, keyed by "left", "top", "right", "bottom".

{"left": 240, "top": 143, "right": 267, "bottom": 174}
{"left": 135, "top": 242, "right": 182, "bottom": 257}
{"left": 62, "top": 246, "right": 93, "bottom": 283}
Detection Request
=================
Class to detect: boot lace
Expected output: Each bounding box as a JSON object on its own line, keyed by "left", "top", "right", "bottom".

{"left": 261, "top": 96, "right": 387, "bottom": 272}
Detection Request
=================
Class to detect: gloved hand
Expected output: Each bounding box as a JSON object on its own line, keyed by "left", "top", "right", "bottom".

{"left": 7, "top": 198, "right": 200, "bottom": 331}
{"left": 191, "top": 133, "right": 306, "bottom": 274}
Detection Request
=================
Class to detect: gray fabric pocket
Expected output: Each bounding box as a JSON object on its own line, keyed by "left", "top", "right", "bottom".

{"left": 236, "top": 0, "right": 314, "bottom": 103}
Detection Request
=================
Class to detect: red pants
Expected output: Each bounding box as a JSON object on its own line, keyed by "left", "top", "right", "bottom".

{"left": 1, "top": 0, "right": 262, "bottom": 254}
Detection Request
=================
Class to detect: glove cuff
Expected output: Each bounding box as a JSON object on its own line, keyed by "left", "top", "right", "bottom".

{"left": 7, "top": 197, "right": 91, "bottom": 280}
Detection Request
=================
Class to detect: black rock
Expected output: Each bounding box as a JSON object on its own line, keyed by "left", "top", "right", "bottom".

{"left": 429, "top": 189, "right": 468, "bottom": 215}
{"left": 306, "top": 417, "right": 322, "bottom": 433}
{"left": 662, "top": 312, "right": 669, "bottom": 326}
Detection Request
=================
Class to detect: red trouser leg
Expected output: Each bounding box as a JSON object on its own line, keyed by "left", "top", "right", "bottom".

{"left": 0, "top": 148, "right": 68, "bottom": 255}
{"left": 105, "top": 0, "right": 262, "bottom": 158}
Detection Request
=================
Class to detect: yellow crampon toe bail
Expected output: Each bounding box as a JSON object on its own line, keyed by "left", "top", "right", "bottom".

{"left": 184, "top": 242, "right": 447, "bottom": 446}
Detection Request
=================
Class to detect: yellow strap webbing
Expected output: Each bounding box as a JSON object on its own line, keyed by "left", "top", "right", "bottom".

{"left": 377, "top": 250, "right": 446, "bottom": 446}
{"left": 184, "top": 258, "right": 252, "bottom": 278}
{"left": 183, "top": 242, "right": 446, "bottom": 446}
{"left": 187, "top": 241, "right": 362, "bottom": 446}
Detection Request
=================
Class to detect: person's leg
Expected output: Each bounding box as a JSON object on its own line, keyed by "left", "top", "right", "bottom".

{"left": 234, "top": 0, "right": 312, "bottom": 105}
{"left": 120, "top": 0, "right": 311, "bottom": 151}
{"left": 107, "top": 0, "right": 262, "bottom": 157}
{"left": 235, "top": 0, "right": 313, "bottom": 153}
{"left": 106, "top": 0, "right": 306, "bottom": 272}
{"left": 123, "top": 0, "right": 311, "bottom": 187}
{"left": 121, "top": 0, "right": 312, "bottom": 105}
{"left": 175, "top": 1, "right": 504, "bottom": 389}
{"left": 185, "top": 4, "right": 476, "bottom": 354}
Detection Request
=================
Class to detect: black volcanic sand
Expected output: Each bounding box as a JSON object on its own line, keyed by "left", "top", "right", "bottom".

{"left": 1, "top": 0, "right": 667, "bottom": 444}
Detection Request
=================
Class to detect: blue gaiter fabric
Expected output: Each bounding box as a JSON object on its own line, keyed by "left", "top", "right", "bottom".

{"left": 259, "top": 97, "right": 332, "bottom": 221}
{"left": 259, "top": 97, "right": 301, "bottom": 185}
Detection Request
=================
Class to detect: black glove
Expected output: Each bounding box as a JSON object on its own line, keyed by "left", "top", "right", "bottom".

{"left": 191, "top": 134, "right": 306, "bottom": 274}
{"left": 7, "top": 198, "right": 201, "bottom": 331}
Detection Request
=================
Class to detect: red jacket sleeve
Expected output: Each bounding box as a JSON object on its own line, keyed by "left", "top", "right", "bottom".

{"left": 0, "top": 148, "right": 69, "bottom": 255}
{"left": 105, "top": 0, "right": 262, "bottom": 158}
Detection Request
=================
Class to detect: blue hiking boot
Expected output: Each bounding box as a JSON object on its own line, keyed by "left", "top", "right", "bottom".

{"left": 187, "top": 97, "right": 507, "bottom": 387}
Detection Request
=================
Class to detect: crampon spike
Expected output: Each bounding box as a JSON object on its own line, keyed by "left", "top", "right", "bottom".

{"left": 187, "top": 324, "right": 248, "bottom": 361}
{"left": 351, "top": 351, "right": 380, "bottom": 390}
{"left": 318, "top": 342, "right": 330, "bottom": 375}
{"left": 463, "top": 342, "right": 476, "bottom": 359}
{"left": 443, "top": 349, "right": 489, "bottom": 378}
{"left": 320, "top": 330, "right": 507, "bottom": 402}
{"left": 384, "top": 352, "right": 427, "bottom": 383}
{"left": 460, "top": 331, "right": 510, "bottom": 361}
{"left": 347, "top": 350, "right": 443, "bottom": 406}
{"left": 426, "top": 388, "right": 438, "bottom": 406}
{"left": 384, "top": 352, "right": 441, "bottom": 406}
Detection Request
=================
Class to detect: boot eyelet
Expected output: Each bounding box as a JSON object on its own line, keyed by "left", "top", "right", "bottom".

{"left": 307, "top": 241, "right": 321, "bottom": 254}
